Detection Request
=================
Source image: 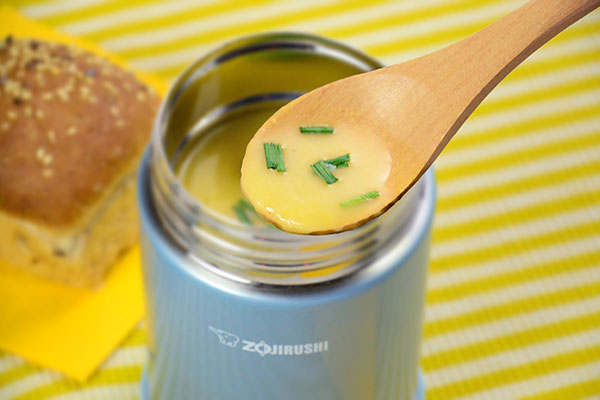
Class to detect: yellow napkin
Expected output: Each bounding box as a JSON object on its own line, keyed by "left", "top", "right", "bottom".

{"left": 0, "top": 5, "right": 168, "bottom": 381}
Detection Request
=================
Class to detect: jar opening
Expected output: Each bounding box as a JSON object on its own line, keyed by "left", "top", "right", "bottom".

{"left": 147, "top": 32, "right": 430, "bottom": 286}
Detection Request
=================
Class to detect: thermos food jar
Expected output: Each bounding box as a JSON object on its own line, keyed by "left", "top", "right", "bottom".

{"left": 138, "top": 33, "right": 435, "bottom": 400}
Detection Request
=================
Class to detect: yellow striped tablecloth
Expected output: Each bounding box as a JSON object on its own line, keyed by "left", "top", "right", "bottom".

{"left": 1, "top": 0, "right": 599, "bottom": 398}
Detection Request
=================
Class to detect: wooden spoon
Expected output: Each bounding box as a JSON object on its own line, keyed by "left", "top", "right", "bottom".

{"left": 241, "top": 0, "right": 599, "bottom": 235}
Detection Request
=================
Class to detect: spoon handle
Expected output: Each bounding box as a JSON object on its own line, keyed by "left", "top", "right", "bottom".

{"left": 400, "top": 0, "right": 599, "bottom": 154}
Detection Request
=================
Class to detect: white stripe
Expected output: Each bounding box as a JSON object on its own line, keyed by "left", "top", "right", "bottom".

{"left": 433, "top": 204, "right": 600, "bottom": 259}
{"left": 457, "top": 91, "right": 600, "bottom": 139}
{"left": 436, "top": 116, "right": 600, "bottom": 171}
{"left": 378, "top": 20, "right": 599, "bottom": 66}
{"left": 0, "top": 355, "right": 24, "bottom": 374}
{"left": 436, "top": 143, "right": 600, "bottom": 199}
{"left": 102, "top": 346, "right": 147, "bottom": 368}
{"left": 101, "top": 0, "right": 439, "bottom": 50}
{"left": 434, "top": 171, "right": 600, "bottom": 229}
{"left": 47, "top": 383, "right": 140, "bottom": 400}
{"left": 345, "top": 0, "right": 526, "bottom": 51}
{"left": 426, "top": 265, "right": 600, "bottom": 323}
{"left": 422, "top": 295, "right": 600, "bottom": 356}
{"left": 128, "top": 4, "right": 599, "bottom": 76}
{"left": 262, "top": 0, "right": 442, "bottom": 33}
{"left": 456, "top": 361, "right": 600, "bottom": 400}
{"left": 428, "top": 234, "right": 600, "bottom": 290}
{"left": 21, "top": 0, "right": 107, "bottom": 18}
{"left": 0, "top": 370, "right": 60, "bottom": 399}
{"left": 123, "top": 0, "right": 525, "bottom": 72}
{"left": 482, "top": 61, "right": 600, "bottom": 104}
{"left": 426, "top": 327, "right": 600, "bottom": 389}
{"left": 99, "top": 0, "right": 340, "bottom": 52}
{"left": 56, "top": 0, "right": 223, "bottom": 35}
{"left": 149, "top": 20, "right": 597, "bottom": 81}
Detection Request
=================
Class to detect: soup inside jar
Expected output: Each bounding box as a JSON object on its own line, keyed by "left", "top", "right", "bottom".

{"left": 173, "top": 49, "right": 373, "bottom": 229}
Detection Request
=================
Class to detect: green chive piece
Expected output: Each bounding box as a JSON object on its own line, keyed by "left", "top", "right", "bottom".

{"left": 324, "top": 153, "right": 350, "bottom": 169}
{"left": 263, "top": 143, "right": 286, "bottom": 172}
{"left": 300, "top": 126, "right": 334, "bottom": 134}
{"left": 233, "top": 204, "right": 253, "bottom": 225}
{"left": 238, "top": 198, "right": 259, "bottom": 217}
{"left": 311, "top": 160, "right": 338, "bottom": 184}
{"left": 234, "top": 199, "right": 259, "bottom": 225}
{"left": 340, "top": 191, "right": 380, "bottom": 207}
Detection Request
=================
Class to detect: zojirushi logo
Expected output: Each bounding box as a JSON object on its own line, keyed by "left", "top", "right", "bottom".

{"left": 243, "top": 340, "right": 329, "bottom": 357}
{"left": 209, "top": 326, "right": 329, "bottom": 357}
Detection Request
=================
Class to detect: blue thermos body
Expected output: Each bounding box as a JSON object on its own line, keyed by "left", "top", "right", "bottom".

{"left": 137, "top": 33, "right": 435, "bottom": 400}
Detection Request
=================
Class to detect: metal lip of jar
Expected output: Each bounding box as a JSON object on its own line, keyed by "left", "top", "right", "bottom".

{"left": 143, "top": 31, "right": 436, "bottom": 290}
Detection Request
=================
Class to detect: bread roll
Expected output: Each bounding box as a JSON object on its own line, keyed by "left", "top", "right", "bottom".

{"left": 0, "top": 35, "right": 160, "bottom": 286}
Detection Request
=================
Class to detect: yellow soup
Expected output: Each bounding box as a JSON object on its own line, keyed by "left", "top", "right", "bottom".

{"left": 174, "top": 46, "right": 374, "bottom": 229}
{"left": 241, "top": 121, "right": 391, "bottom": 234}
{"left": 176, "top": 105, "right": 277, "bottom": 226}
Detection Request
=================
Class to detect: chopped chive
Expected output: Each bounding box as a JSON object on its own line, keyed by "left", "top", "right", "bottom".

{"left": 234, "top": 199, "right": 259, "bottom": 225}
{"left": 311, "top": 160, "right": 338, "bottom": 184}
{"left": 263, "top": 143, "right": 286, "bottom": 172}
{"left": 300, "top": 126, "right": 334, "bottom": 134}
{"left": 233, "top": 204, "right": 253, "bottom": 225}
{"left": 238, "top": 198, "right": 259, "bottom": 217}
{"left": 340, "top": 191, "right": 380, "bottom": 207}
{"left": 324, "top": 153, "right": 350, "bottom": 169}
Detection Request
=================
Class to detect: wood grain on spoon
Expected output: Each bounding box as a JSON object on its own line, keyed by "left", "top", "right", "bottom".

{"left": 241, "top": 0, "right": 600, "bottom": 235}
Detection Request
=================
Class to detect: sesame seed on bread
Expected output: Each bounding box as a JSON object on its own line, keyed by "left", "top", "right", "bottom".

{"left": 0, "top": 35, "right": 160, "bottom": 228}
